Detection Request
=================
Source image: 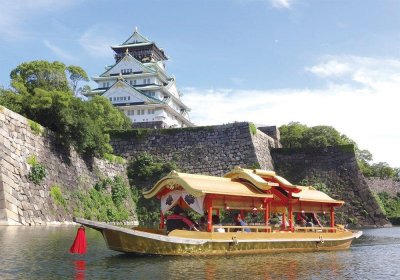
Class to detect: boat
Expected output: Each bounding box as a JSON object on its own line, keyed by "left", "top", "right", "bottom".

{"left": 74, "top": 167, "right": 362, "bottom": 256}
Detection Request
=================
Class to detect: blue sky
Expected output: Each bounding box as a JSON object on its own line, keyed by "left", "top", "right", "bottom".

{"left": 1, "top": 0, "right": 399, "bottom": 167}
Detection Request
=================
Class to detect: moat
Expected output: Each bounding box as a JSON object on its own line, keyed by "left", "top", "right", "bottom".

{"left": 0, "top": 226, "right": 399, "bottom": 279}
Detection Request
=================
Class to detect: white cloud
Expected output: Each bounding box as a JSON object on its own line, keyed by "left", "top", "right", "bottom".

{"left": 79, "top": 25, "right": 117, "bottom": 57}
{"left": 0, "top": 0, "right": 76, "bottom": 41}
{"left": 306, "top": 60, "right": 352, "bottom": 78}
{"left": 270, "top": 0, "right": 293, "bottom": 9}
{"left": 43, "top": 40, "right": 76, "bottom": 61}
{"left": 183, "top": 55, "right": 400, "bottom": 167}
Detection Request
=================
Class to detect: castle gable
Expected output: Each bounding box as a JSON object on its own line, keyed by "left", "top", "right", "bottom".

{"left": 103, "top": 80, "right": 159, "bottom": 104}
{"left": 100, "top": 54, "right": 154, "bottom": 77}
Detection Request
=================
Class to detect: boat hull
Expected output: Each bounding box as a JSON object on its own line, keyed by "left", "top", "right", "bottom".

{"left": 75, "top": 218, "right": 362, "bottom": 256}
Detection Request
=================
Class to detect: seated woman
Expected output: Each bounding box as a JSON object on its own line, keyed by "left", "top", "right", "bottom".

{"left": 166, "top": 205, "right": 199, "bottom": 233}
{"left": 212, "top": 215, "right": 225, "bottom": 232}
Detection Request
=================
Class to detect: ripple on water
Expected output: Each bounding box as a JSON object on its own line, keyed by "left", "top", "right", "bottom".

{"left": 1, "top": 226, "right": 400, "bottom": 279}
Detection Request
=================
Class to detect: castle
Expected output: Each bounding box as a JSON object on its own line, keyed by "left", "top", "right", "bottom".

{"left": 84, "top": 28, "right": 193, "bottom": 129}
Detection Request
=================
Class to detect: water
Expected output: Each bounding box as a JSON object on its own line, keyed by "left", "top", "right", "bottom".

{"left": 1, "top": 226, "right": 399, "bottom": 280}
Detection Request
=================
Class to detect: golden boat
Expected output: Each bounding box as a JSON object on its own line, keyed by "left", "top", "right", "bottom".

{"left": 75, "top": 167, "right": 362, "bottom": 256}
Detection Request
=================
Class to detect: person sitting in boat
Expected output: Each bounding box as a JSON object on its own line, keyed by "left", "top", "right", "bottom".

{"left": 233, "top": 213, "right": 251, "bottom": 232}
{"left": 198, "top": 216, "right": 207, "bottom": 231}
{"left": 166, "top": 205, "right": 199, "bottom": 233}
{"left": 212, "top": 215, "right": 225, "bottom": 232}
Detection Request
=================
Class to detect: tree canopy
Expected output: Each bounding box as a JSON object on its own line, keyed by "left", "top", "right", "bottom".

{"left": 0, "top": 60, "right": 131, "bottom": 157}
{"left": 279, "top": 122, "right": 399, "bottom": 180}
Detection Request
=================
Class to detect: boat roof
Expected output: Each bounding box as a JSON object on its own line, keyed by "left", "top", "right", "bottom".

{"left": 224, "top": 167, "right": 343, "bottom": 205}
{"left": 224, "top": 167, "right": 301, "bottom": 191}
{"left": 293, "top": 186, "right": 344, "bottom": 205}
{"left": 143, "top": 171, "right": 273, "bottom": 199}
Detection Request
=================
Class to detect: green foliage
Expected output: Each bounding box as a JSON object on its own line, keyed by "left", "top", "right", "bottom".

{"left": 50, "top": 185, "right": 67, "bottom": 208}
{"left": 111, "top": 176, "right": 129, "bottom": 206}
{"left": 0, "top": 87, "right": 23, "bottom": 112}
{"left": 279, "top": 122, "right": 399, "bottom": 180}
{"left": 299, "top": 178, "right": 331, "bottom": 195}
{"left": 10, "top": 60, "right": 70, "bottom": 92}
{"left": 4, "top": 60, "right": 131, "bottom": 157}
{"left": 108, "top": 128, "right": 151, "bottom": 140}
{"left": 73, "top": 177, "right": 130, "bottom": 222}
{"left": 279, "top": 122, "right": 352, "bottom": 149}
{"left": 127, "top": 153, "right": 178, "bottom": 225}
{"left": 28, "top": 119, "right": 43, "bottom": 135}
{"left": 279, "top": 122, "right": 308, "bottom": 148}
{"left": 27, "top": 155, "right": 46, "bottom": 185}
{"left": 377, "top": 192, "right": 400, "bottom": 221}
{"left": 249, "top": 123, "right": 257, "bottom": 135}
{"left": 104, "top": 153, "right": 125, "bottom": 164}
{"left": 66, "top": 65, "right": 89, "bottom": 95}
{"left": 246, "top": 162, "right": 261, "bottom": 169}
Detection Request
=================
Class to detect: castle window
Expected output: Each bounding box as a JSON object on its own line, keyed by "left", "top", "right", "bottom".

{"left": 128, "top": 96, "right": 130, "bottom": 100}
{"left": 147, "top": 78, "right": 150, "bottom": 84}
{"left": 143, "top": 79, "right": 146, "bottom": 84}
{"left": 109, "top": 98, "right": 112, "bottom": 101}
{"left": 130, "top": 80, "right": 132, "bottom": 85}
{"left": 134, "top": 80, "right": 136, "bottom": 85}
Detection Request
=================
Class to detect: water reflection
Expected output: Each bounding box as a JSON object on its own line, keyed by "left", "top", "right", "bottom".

{"left": 73, "top": 260, "right": 86, "bottom": 280}
{"left": 0, "top": 226, "right": 400, "bottom": 279}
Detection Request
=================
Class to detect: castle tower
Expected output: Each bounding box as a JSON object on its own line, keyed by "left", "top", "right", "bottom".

{"left": 84, "top": 28, "right": 193, "bottom": 129}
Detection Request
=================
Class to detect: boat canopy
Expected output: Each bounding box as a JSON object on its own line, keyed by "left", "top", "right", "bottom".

{"left": 143, "top": 171, "right": 273, "bottom": 199}
{"left": 225, "top": 167, "right": 301, "bottom": 192}
{"left": 143, "top": 171, "right": 273, "bottom": 214}
{"left": 292, "top": 186, "right": 344, "bottom": 205}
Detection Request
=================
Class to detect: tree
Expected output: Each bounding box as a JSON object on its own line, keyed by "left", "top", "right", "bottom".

{"left": 10, "top": 61, "right": 70, "bottom": 93}
{"left": 66, "top": 65, "right": 89, "bottom": 96}
{"left": 2, "top": 60, "right": 130, "bottom": 157}
{"left": 279, "top": 122, "right": 308, "bottom": 148}
{"left": 301, "top": 126, "right": 347, "bottom": 148}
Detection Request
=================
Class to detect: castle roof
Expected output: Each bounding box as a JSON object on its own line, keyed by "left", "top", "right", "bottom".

{"left": 102, "top": 77, "right": 163, "bottom": 105}
{"left": 99, "top": 51, "right": 155, "bottom": 77}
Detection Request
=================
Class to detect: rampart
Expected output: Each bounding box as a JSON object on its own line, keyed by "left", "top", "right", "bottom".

{"left": 0, "top": 106, "right": 130, "bottom": 225}
{"left": 110, "top": 122, "right": 278, "bottom": 176}
{"left": 271, "top": 146, "right": 390, "bottom": 227}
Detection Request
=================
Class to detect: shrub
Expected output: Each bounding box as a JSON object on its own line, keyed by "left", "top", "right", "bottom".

{"left": 28, "top": 119, "right": 43, "bottom": 135}
{"left": 249, "top": 123, "right": 257, "bottom": 135}
{"left": 27, "top": 155, "right": 46, "bottom": 185}
{"left": 50, "top": 185, "right": 67, "bottom": 208}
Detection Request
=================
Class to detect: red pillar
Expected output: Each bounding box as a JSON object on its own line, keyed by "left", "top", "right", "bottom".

{"left": 208, "top": 206, "right": 213, "bottom": 232}
{"left": 159, "top": 211, "right": 164, "bottom": 229}
{"left": 330, "top": 206, "right": 335, "bottom": 228}
{"left": 282, "top": 212, "right": 286, "bottom": 231}
{"left": 264, "top": 201, "right": 270, "bottom": 232}
{"left": 288, "top": 192, "right": 293, "bottom": 231}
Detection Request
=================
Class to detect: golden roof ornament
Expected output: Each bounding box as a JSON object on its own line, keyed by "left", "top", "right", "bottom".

{"left": 118, "top": 72, "right": 124, "bottom": 81}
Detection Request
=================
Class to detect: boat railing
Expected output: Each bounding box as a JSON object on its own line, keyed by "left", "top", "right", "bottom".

{"left": 294, "top": 226, "right": 337, "bottom": 233}
{"left": 212, "top": 225, "right": 272, "bottom": 233}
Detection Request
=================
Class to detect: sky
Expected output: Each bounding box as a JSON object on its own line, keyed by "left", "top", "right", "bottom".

{"left": 0, "top": 0, "right": 399, "bottom": 167}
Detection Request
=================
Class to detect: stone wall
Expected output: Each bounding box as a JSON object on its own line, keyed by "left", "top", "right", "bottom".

{"left": 271, "top": 146, "right": 390, "bottom": 227}
{"left": 367, "top": 178, "right": 400, "bottom": 196}
{"left": 0, "top": 106, "right": 131, "bottom": 225}
{"left": 111, "top": 122, "right": 277, "bottom": 176}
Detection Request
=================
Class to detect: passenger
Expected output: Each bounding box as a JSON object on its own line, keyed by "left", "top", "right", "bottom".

{"left": 166, "top": 205, "right": 199, "bottom": 233}
{"left": 233, "top": 213, "right": 251, "bottom": 232}
{"left": 212, "top": 215, "right": 225, "bottom": 232}
{"left": 297, "top": 212, "right": 308, "bottom": 226}
{"left": 198, "top": 216, "right": 207, "bottom": 231}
